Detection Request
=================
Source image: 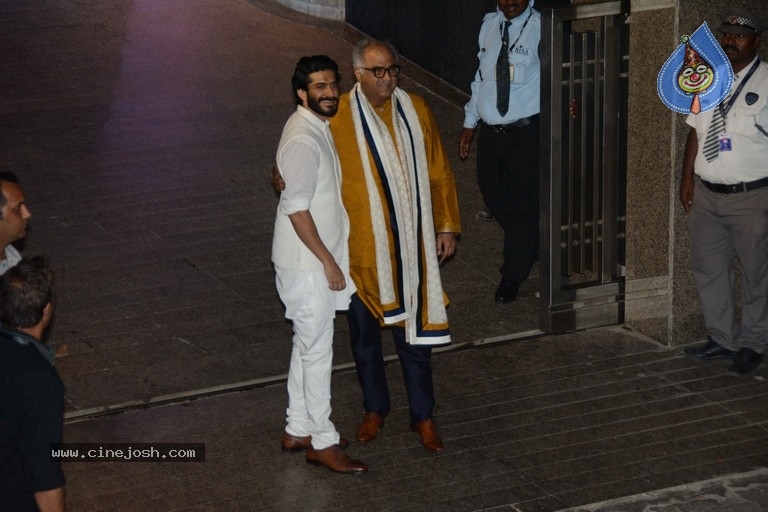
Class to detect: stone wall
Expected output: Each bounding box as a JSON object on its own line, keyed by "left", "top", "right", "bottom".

{"left": 623, "top": 0, "right": 680, "bottom": 344}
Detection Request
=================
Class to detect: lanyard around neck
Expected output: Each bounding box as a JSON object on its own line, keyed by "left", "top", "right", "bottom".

{"left": 720, "top": 57, "right": 760, "bottom": 119}
{"left": 500, "top": 9, "right": 533, "bottom": 57}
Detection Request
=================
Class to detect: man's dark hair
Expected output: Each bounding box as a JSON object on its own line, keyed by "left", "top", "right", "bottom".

{"left": 0, "top": 171, "right": 20, "bottom": 218}
{"left": 0, "top": 171, "right": 19, "bottom": 185}
{"left": 0, "top": 255, "right": 53, "bottom": 329}
{"left": 291, "top": 55, "right": 340, "bottom": 105}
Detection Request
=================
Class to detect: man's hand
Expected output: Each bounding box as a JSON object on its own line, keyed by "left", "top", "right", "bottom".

{"left": 323, "top": 261, "right": 347, "bottom": 291}
{"left": 35, "top": 487, "right": 66, "bottom": 512}
{"left": 569, "top": 98, "right": 580, "bottom": 119}
{"left": 459, "top": 128, "right": 475, "bottom": 161}
{"left": 272, "top": 166, "right": 286, "bottom": 192}
{"left": 436, "top": 232, "right": 457, "bottom": 265}
{"left": 679, "top": 176, "right": 695, "bottom": 213}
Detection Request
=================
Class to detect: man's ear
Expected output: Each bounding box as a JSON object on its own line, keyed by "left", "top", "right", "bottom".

{"left": 296, "top": 88, "right": 308, "bottom": 105}
{"left": 42, "top": 302, "right": 53, "bottom": 322}
{"left": 353, "top": 68, "right": 362, "bottom": 82}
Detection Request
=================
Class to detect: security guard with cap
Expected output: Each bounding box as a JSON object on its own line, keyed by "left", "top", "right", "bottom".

{"left": 680, "top": 7, "right": 768, "bottom": 376}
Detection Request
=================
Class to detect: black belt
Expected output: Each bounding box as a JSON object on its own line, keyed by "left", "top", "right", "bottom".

{"left": 701, "top": 176, "right": 768, "bottom": 194}
{"left": 484, "top": 115, "right": 539, "bottom": 134}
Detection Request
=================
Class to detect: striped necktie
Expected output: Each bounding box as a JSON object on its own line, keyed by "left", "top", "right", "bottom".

{"left": 702, "top": 105, "right": 725, "bottom": 163}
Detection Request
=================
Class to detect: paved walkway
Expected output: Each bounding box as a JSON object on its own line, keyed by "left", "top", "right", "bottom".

{"left": 2, "top": 0, "right": 767, "bottom": 510}
{"left": 59, "top": 326, "right": 768, "bottom": 511}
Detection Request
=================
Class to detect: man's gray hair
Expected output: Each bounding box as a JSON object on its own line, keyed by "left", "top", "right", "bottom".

{"left": 352, "top": 38, "right": 400, "bottom": 69}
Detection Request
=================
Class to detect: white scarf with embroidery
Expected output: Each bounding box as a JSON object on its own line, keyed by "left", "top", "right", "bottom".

{"left": 349, "top": 83, "right": 449, "bottom": 345}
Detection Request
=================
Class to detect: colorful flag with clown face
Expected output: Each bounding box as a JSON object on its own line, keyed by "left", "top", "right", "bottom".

{"left": 657, "top": 22, "right": 733, "bottom": 114}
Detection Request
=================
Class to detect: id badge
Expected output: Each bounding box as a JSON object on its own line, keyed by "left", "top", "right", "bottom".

{"left": 719, "top": 133, "right": 732, "bottom": 152}
{"left": 495, "top": 64, "right": 515, "bottom": 82}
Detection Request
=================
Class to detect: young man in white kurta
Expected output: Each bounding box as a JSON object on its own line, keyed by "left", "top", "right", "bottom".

{"left": 271, "top": 58, "right": 354, "bottom": 454}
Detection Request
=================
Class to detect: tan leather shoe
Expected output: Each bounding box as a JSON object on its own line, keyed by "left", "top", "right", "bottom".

{"left": 306, "top": 444, "right": 368, "bottom": 474}
{"left": 281, "top": 432, "right": 348, "bottom": 452}
{"left": 411, "top": 419, "right": 444, "bottom": 452}
{"left": 356, "top": 412, "right": 384, "bottom": 442}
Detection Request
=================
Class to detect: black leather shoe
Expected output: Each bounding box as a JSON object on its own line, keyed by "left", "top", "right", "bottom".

{"left": 494, "top": 280, "right": 520, "bottom": 304}
{"left": 682, "top": 338, "right": 737, "bottom": 361}
{"left": 727, "top": 348, "right": 764, "bottom": 376}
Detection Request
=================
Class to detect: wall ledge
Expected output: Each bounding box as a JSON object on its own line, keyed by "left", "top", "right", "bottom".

{"left": 625, "top": 276, "right": 672, "bottom": 322}
{"left": 274, "top": 0, "right": 344, "bottom": 21}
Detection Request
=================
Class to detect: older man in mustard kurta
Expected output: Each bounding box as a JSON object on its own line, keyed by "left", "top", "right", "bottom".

{"left": 330, "top": 39, "right": 461, "bottom": 452}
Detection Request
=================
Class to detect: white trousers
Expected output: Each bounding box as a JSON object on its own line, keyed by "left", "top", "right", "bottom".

{"left": 276, "top": 268, "right": 339, "bottom": 450}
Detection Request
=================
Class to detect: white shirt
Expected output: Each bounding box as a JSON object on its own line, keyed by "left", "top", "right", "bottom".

{"left": 0, "top": 244, "right": 21, "bottom": 275}
{"left": 686, "top": 57, "right": 768, "bottom": 184}
{"left": 272, "top": 106, "right": 351, "bottom": 276}
{"left": 463, "top": 5, "right": 541, "bottom": 127}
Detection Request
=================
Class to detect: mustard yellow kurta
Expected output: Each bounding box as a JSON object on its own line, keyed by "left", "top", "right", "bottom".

{"left": 330, "top": 90, "right": 461, "bottom": 327}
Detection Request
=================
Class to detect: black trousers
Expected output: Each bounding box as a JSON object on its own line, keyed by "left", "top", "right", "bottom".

{"left": 477, "top": 119, "right": 540, "bottom": 283}
{"left": 347, "top": 294, "right": 435, "bottom": 425}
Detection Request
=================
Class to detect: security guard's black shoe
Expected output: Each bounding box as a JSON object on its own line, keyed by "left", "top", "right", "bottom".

{"left": 682, "top": 338, "right": 737, "bottom": 361}
{"left": 727, "top": 348, "right": 764, "bottom": 376}
{"left": 494, "top": 280, "right": 520, "bottom": 304}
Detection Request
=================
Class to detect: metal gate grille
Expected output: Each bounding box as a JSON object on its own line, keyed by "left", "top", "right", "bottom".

{"left": 539, "top": 0, "right": 629, "bottom": 333}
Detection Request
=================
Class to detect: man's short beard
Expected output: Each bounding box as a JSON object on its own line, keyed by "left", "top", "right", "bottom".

{"left": 307, "top": 96, "right": 338, "bottom": 117}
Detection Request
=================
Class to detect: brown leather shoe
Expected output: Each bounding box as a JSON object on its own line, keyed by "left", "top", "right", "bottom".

{"left": 306, "top": 444, "right": 368, "bottom": 474}
{"left": 356, "top": 412, "right": 384, "bottom": 442}
{"left": 411, "top": 419, "right": 444, "bottom": 452}
{"left": 281, "top": 432, "right": 348, "bottom": 452}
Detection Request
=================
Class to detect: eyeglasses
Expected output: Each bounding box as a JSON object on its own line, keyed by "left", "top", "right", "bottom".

{"left": 360, "top": 66, "right": 401, "bottom": 78}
